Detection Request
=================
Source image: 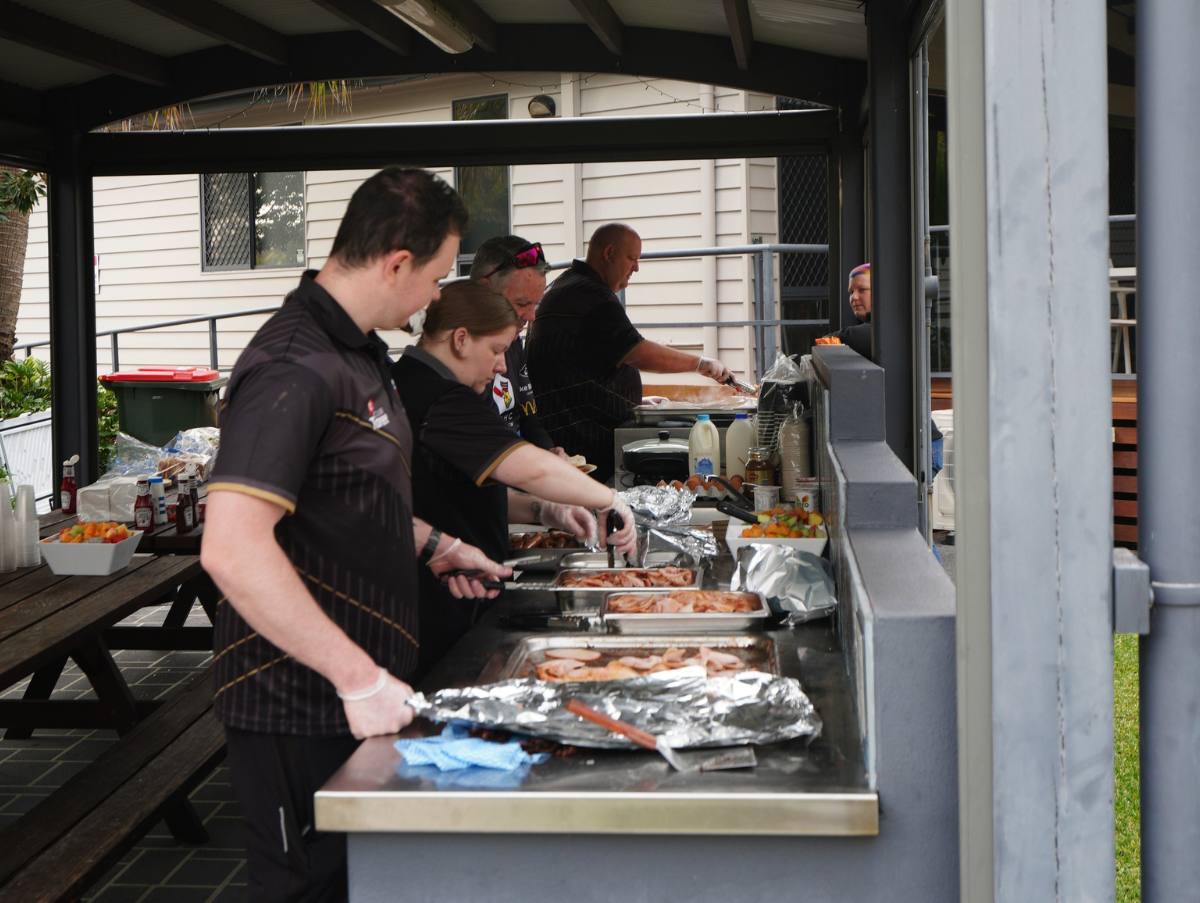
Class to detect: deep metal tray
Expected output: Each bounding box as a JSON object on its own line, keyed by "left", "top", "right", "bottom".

{"left": 600, "top": 591, "right": 770, "bottom": 634}
{"left": 557, "top": 551, "right": 683, "bottom": 570}
{"left": 498, "top": 633, "right": 780, "bottom": 681}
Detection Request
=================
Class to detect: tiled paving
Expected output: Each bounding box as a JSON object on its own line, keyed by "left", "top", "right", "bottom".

{"left": 0, "top": 600, "right": 247, "bottom": 903}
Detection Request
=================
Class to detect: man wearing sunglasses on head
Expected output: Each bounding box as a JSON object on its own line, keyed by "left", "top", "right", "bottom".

{"left": 469, "top": 236, "right": 566, "bottom": 458}
{"left": 527, "top": 222, "right": 736, "bottom": 483}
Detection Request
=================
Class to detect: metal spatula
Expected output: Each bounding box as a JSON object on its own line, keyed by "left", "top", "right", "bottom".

{"left": 565, "top": 699, "right": 757, "bottom": 772}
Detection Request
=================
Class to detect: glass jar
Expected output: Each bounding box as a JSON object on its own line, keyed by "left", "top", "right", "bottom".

{"left": 744, "top": 446, "right": 772, "bottom": 487}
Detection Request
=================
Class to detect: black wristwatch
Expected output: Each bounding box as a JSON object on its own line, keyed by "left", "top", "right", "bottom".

{"left": 418, "top": 528, "right": 443, "bottom": 565}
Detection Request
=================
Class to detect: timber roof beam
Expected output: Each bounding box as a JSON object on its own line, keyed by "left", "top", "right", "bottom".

{"left": 567, "top": 0, "right": 623, "bottom": 55}
{"left": 722, "top": 0, "right": 753, "bottom": 70}
{"left": 436, "top": 0, "right": 498, "bottom": 53}
{"left": 126, "top": 0, "right": 289, "bottom": 67}
{"left": 310, "top": 0, "right": 412, "bottom": 55}
{"left": 0, "top": 0, "right": 170, "bottom": 86}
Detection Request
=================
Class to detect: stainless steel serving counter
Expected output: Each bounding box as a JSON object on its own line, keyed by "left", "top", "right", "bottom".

{"left": 316, "top": 566, "right": 875, "bottom": 837}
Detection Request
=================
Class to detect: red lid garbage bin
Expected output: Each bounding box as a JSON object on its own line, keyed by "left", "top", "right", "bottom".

{"left": 100, "top": 367, "right": 228, "bottom": 448}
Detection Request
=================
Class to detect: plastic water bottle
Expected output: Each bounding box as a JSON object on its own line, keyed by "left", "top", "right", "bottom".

{"left": 688, "top": 414, "right": 720, "bottom": 478}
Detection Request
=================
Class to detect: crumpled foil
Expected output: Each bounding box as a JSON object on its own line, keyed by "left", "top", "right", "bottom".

{"left": 731, "top": 543, "right": 837, "bottom": 625}
{"left": 406, "top": 666, "right": 822, "bottom": 750}
{"left": 619, "top": 485, "right": 695, "bottom": 526}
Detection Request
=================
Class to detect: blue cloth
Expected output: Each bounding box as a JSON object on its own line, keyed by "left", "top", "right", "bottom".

{"left": 396, "top": 760, "right": 536, "bottom": 790}
{"left": 394, "top": 725, "right": 549, "bottom": 772}
{"left": 932, "top": 438, "right": 944, "bottom": 474}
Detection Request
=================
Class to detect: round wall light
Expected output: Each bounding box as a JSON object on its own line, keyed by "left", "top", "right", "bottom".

{"left": 528, "top": 94, "right": 557, "bottom": 118}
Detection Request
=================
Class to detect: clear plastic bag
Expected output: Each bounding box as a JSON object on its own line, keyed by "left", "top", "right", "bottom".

{"left": 161, "top": 427, "right": 219, "bottom": 482}
{"left": 761, "top": 351, "right": 804, "bottom": 383}
{"left": 98, "top": 432, "right": 166, "bottom": 481}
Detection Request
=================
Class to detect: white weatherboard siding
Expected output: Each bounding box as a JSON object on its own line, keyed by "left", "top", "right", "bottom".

{"left": 15, "top": 75, "right": 787, "bottom": 382}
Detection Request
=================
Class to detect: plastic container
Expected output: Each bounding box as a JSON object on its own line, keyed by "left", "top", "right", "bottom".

{"left": 688, "top": 414, "right": 720, "bottom": 478}
{"left": 39, "top": 529, "right": 143, "bottom": 576}
{"left": 724, "top": 520, "right": 827, "bottom": 557}
{"left": 725, "top": 413, "right": 755, "bottom": 481}
{"left": 779, "top": 404, "right": 812, "bottom": 502}
{"left": 99, "top": 367, "right": 227, "bottom": 448}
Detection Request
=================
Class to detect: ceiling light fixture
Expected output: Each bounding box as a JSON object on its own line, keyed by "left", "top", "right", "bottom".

{"left": 375, "top": 0, "right": 474, "bottom": 54}
{"left": 527, "top": 95, "right": 557, "bottom": 118}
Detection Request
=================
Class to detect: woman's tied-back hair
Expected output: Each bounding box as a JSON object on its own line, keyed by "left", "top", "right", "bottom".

{"left": 419, "top": 280, "right": 520, "bottom": 345}
{"left": 849, "top": 263, "right": 871, "bottom": 279}
{"left": 331, "top": 167, "right": 470, "bottom": 268}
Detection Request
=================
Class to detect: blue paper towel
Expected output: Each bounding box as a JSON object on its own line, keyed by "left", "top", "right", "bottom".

{"left": 395, "top": 725, "right": 548, "bottom": 772}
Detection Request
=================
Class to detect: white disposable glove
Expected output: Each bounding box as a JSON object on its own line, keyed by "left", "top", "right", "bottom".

{"left": 338, "top": 668, "right": 416, "bottom": 739}
{"left": 598, "top": 490, "right": 638, "bottom": 558}
{"left": 538, "top": 501, "right": 597, "bottom": 545}
{"left": 696, "top": 356, "right": 733, "bottom": 384}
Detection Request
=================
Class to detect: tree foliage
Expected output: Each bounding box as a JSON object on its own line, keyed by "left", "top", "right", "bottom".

{"left": 0, "top": 170, "right": 46, "bottom": 223}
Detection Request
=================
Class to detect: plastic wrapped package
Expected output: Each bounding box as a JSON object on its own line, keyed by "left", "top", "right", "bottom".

{"left": 78, "top": 476, "right": 140, "bottom": 523}
{"left": 161, "top": 427, "right": 220, "bottom": 483}
{"left": 99, "top": 433, "right": 166, "bottom": 481}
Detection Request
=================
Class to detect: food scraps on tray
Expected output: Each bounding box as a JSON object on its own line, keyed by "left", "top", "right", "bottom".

{"left": 605, "top": 591, "right": 760, "bottom": 614}
{"left": 534, "top": 644, "right": 751, "bottom": 682}
{"left": 509, "top": 530, "right": 583, "bottom": 550}
{"left": 558, "top": 566, "right": 694, "bottom": 588}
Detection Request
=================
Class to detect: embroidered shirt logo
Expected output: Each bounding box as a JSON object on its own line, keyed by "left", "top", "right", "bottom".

{"left": 492, "top": 376, "right": 515, "bottom": 414}
{"left": 367, "top": 398, "right": 390, "bottom": 430}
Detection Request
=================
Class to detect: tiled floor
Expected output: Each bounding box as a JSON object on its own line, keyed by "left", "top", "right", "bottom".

{"left": 0, "top": 601, "right": 247, "bottom": 903}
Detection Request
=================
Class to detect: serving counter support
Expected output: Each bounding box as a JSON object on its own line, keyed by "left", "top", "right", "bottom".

{"left": 318, "top": 345, "right": 957, "bottom": 902}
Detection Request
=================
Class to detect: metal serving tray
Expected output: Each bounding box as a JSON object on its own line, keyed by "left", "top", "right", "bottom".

{"left": 600, "top": 591, "right": 770, "bottom": 635}
{"left": 546, "top": 567, "right": 699, "bottom": 613}
{"left": 557, "top": 551, "right": 684, "bottom": 570}
{"left": 498, "top": 634, "right": 780, "bottom": 681}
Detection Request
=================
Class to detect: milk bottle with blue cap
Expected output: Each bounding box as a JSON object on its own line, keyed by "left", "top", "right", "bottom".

{"left": 688, "top": 414, "right": 720, "bottom": 478}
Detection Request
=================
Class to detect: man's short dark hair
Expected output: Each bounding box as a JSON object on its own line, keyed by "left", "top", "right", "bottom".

{"left": 331, "top": 167, "right": 470, "bottom": 268}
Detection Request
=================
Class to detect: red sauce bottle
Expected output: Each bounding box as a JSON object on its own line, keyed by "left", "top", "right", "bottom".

{"left": 60, "top": 455, "right": 79, "bottom": 514}
{"left": 133, "top": 479, "right": 153, "bottom": 530}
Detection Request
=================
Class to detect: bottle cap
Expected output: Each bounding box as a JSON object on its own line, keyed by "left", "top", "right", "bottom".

{"left": 734, "top": 413, "right": 748, "bottom": 419}
{"left": 148, "top": 476, "right": 163, "bottom": 484}
{"left": 697, "top": 414, "right": 710, "bottom": 421}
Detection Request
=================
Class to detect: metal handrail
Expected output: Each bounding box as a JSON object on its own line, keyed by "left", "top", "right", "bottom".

{"left": 15, "top": 244, "right": 830, "bottom": 381}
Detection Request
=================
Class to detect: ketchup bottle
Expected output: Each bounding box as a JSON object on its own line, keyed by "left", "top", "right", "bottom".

{"left": 60, "top": 455, "right": 79, "bottom": 514}
{"left": 133, "top": 479, "right": 153, "bottom": 530}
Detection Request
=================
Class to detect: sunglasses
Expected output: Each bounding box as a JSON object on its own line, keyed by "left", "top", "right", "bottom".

{"left": 480, "top": 242, "right": 546, "bottom": 279}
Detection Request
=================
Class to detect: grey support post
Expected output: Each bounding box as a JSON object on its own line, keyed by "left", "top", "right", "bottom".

{"left": 1137, "top": 3, "right": 1200, "bottom": 900}
{"left": 866, "top": 0, "right": 915, "bottom": 471}
{"left": 946, "top": 0, "right": 1114, "bottom": 900}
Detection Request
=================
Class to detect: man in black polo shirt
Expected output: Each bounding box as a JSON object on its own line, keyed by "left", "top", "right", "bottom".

{"left": 201, "top": 168, "right": 508, "bottom": 903}
{"left": 526, "top": 222, "right": 737, "bottom": 482}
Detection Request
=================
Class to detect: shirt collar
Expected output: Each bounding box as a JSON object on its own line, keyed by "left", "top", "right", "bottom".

{"left": 570, "top": 259, "right": 610, "bottom": 288}
{"left": 401, "top": 343, "right": 459, "bottom": 382}
{"left": 294, "top": 270, "right": 391, "bottom": 358}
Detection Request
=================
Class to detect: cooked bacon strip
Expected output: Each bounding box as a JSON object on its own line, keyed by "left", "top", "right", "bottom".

{"left": 545, "top": 648, "right": 601, "bottom": 661}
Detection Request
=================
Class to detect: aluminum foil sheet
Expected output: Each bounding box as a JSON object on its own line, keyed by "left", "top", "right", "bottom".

{"left": 619, "top": 485, "right": 696, "bottom": 526}
{"left": 633, "top": 525, "right": 719, "bottom": 567}
{"left": 731, "top": 543, "right": 837, "bottom": 625}
{"left": 406, "top": 666, "right": 821, "bottom": 750}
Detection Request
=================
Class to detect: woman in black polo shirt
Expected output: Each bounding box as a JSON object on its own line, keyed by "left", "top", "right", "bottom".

{"left": 393, "top": 281, "right": 637, "bottom": 678}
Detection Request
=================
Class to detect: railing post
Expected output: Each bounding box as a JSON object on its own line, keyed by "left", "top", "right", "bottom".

{"left": 109, "top": 333, "right": 118, "bottom": 374}
{"left": 209, "top": 318, "right": 219, "bottom": 371}
{"left": 761, "top": 248, "right": 777, "bottom": 367}
{"left": 752, "top": 251, "right": 764, "bottom": 381}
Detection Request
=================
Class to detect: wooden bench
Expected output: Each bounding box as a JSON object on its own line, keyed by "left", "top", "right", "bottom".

{"left": 0, "top": 667, "right": 225, "bottom": 903}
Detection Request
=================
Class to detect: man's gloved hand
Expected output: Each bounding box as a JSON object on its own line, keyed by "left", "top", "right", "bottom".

{"left": 598, "top": 490, "right": 638, "bottom": 558}
{"left": 538, "top": 501, "right": 597, "bottom": 545}
{"left": 696, "top": 356, "right": 733, "bottom": 384}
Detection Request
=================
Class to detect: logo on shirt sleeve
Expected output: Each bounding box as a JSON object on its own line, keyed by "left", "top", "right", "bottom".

{"left": 492, "top": 375, "right": 515, "bottom": 415}
{"left": 367, "top": 398, "right": 390, "bottom": 430}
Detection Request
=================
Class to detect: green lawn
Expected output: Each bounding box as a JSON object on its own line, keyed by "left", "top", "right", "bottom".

{"left": 1115, "top": 632, "right": 1140, "bottom": 902}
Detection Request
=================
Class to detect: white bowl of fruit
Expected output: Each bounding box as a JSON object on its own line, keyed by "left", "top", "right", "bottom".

{"left": 725, "top": 504, "right": 828, "bottom": 556}
{"left": 40, "top": 522, "right": 143, "bottom": 575}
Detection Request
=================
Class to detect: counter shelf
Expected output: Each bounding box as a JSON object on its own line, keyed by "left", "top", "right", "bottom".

{"left": 316, "top": 595, "right": 874, "bottom": 837}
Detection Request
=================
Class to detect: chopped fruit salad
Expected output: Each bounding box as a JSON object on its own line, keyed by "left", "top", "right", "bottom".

{"left": 53, "top": 522, "right": 133, "bottom": 544}
{"left": 740, "top": 505, "right": 827, "bottom": 539}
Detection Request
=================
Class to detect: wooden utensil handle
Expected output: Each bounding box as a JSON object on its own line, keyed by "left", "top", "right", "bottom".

{"left": 565, "top": 698, "right": 658, "bottom": 751}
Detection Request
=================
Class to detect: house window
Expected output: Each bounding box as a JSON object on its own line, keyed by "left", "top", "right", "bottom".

{"left": 453, "top": 94, "right": 509, "bottom": 274}
{"left": 201, "top": 172, "right": 306, "bottom": 270}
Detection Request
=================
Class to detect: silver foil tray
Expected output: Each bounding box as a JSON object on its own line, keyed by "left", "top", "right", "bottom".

{"left": 601, "top": 591, "right": 770, "bottom": 634}
{"left": 498, "top": 634, "right": 780, "bottom": 681}
{"left": 550, "top": 567, "right": 701, "bottom": 613}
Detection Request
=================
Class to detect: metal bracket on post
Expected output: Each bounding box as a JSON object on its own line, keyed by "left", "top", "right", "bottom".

{"left": 1113, "top": 547, "right": 1152, "bottom": 635}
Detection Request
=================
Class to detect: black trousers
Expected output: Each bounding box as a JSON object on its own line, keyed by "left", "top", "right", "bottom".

{"left": 224, "top": 727, "right": 361, "bottom": 903}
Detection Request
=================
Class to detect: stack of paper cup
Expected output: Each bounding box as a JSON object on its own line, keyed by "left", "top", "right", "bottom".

{"left": 15, "top": 485, "right": 39, "bottom": 568}
{"left": 0, "top": 484, "right": 17, "bottom": 573}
